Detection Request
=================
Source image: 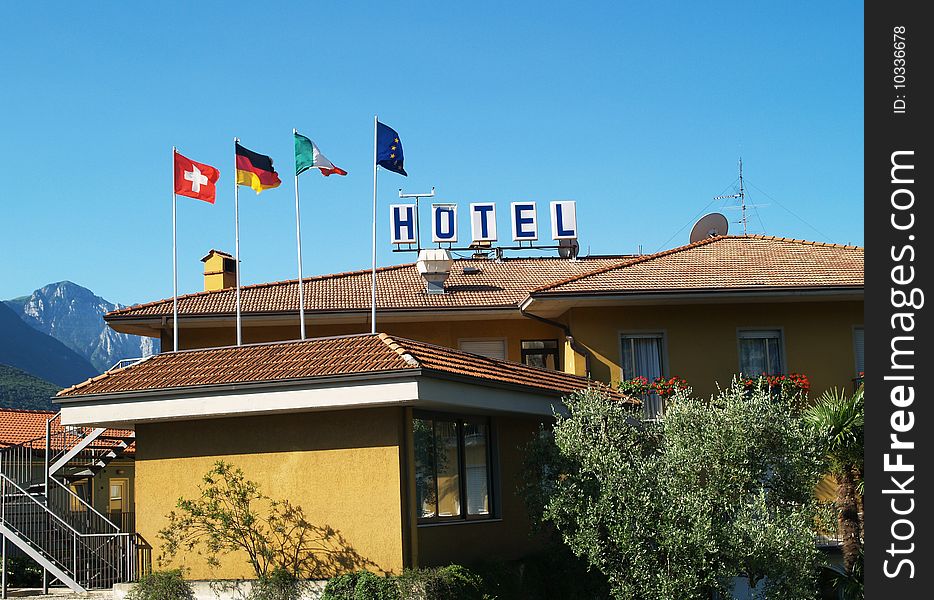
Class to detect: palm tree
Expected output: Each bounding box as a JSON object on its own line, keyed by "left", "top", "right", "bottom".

{"left": 805, "top": 385, "right": 864, "bottom": 574}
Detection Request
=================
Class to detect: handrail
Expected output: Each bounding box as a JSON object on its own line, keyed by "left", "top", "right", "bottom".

{"left": 0, "top": 472, "right": 92, "bottom": 537}
{"left": 49, "top": 477, "right": 122, "bottom": 532}
{"left": 108, "top": 357, "right": 147, "bottom": 372}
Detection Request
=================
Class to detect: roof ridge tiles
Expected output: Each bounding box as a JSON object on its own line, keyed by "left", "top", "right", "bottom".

{"left": 376, "top": 333, "right": 421, "bottom": 366}
{"left": 528, "top": 235, "right": 864, "bottom": 294}
{"left": 107, "top": 263, "right": 418, "bottom": 317}
{"left": 739, "top": 234, "right": 863, "bottom": 250}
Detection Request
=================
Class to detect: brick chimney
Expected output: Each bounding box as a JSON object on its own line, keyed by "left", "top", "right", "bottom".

{"left": 201, "top": 249, "right": 237, "bottom": 291}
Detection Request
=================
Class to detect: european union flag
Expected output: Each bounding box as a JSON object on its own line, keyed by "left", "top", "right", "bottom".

{"left": 376, "top": 121, "right": 407, "bottom": 176}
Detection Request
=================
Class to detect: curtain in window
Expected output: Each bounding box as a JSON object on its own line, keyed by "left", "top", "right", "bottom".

{"left": 738, "top": 331, "right": 783, "bottom": 375}
{"left": 434, "top": 421, "right": 462, "bottom": 517}
{"left": 622, "top": 336, "right": 664, "bottom": 418}
{"left": 464, "top": 422, "right": 489, "bottom": 515}
{"left": 621, "top": 336, "right": 663, "bottom": 381}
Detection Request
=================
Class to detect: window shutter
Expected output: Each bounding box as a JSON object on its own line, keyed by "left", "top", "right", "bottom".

{"left": 459, "top": 339, "right": 506, "bottom": 361}
{"left": 854, "top": 328, "right": 865, "bottom": 373}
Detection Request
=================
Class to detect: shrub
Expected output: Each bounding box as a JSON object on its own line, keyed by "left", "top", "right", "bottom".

{"left": 249, "top": 567, "right": 306, "bottom": 600}
{"left": 397, "top": 565, "right": 484, "bottom": 599}
{"left": 322, "top": 572, "right": 361, "bottom": 599}
{"left": 125, "top": 569, "right": 195, "bottom": 600}
{"left": 2, "top": 556, "right": 44, "bottom": 588}
{"left": 323, "top": 566, "right": 485, "bottom": 600}
{"left": 353, "top": 571, "right": 399, "bottom": 600}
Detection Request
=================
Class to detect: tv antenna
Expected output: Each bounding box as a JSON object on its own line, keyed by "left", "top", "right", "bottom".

{"left": 398, "top": 187, "right": 436, "bottom": 252}
{"left": 713, "top": 158, "right": 750, "bottom": 235}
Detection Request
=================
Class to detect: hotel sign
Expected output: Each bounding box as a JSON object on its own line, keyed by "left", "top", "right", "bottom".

{"left": 390, "top": 201, "right": 577, "bottom": 245}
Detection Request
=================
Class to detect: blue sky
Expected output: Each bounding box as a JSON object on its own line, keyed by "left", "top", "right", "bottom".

{"left": 0, "top": 1, "right": 863, "bottom": 305}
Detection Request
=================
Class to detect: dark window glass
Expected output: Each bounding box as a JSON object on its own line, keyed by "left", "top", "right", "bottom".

{"left": 521, "top": 339, "right": 559, "bottom": 370}
{"left": 413, "top": 415, "right": 493, "bottom": 523}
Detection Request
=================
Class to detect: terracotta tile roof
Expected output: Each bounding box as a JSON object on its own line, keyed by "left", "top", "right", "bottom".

{"left": 531, "top": 236, "right": 864, "bottom": 295}
{"left": 0, "top": 408, "right": 134, "bottom": 453}
{"left": 57, "top": 333, "right": 625, "bottom": 402}
{"left": 105, "top": 257, "right": 627, "bottom": 319}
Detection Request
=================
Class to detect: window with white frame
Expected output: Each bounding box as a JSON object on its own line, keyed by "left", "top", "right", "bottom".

{"left": 738, "top": 329, "right": 784, "bottom": 375}
{"left": 620, "top": 333, "right": 665, "bottom": 418}
{"left": 620, "top": 333, "right": 665, "bottom": 381}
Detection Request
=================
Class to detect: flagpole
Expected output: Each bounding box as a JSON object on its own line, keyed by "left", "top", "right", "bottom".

{"left": 293, "top": 129, "right": 306, "bottom": 341}
{"left": 371, "top": 115, "right": 378, "bottom": 334}
{"left": 172, "top": 147, "right": 179, "bottom": 352}
{"left": 234, "top": 137, "right": 242, "bottom": 346}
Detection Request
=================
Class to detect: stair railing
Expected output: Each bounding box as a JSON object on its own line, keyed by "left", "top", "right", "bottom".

{"left": 0, "top": 472, "right": 136, "bottom": 589}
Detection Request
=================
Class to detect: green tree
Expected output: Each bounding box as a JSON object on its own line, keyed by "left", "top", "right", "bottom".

{"left": 804, "top": 385, "right": 864, "bottom": 574}
{"left": 523, "top": 380, "right": 824, "bottom": 600}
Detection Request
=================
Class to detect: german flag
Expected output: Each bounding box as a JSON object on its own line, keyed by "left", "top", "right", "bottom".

{"left": 236, "top": 142, "right": 281, "bottom": 194}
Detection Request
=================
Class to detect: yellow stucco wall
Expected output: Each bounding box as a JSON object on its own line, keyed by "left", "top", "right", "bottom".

{"left": 167, "top": 318, "right": 565, "bottom": 365}
{"left": 565, "top": 301, "right": 864, "bottom": 398}
{"left": 414, "top": 414, "right": 548, "bottom": 567}
{"left": 134, "top": 408, "right": 406, "bottom": 579}
{"left": 160, "top": 299, "right": 863, "bottom": 400}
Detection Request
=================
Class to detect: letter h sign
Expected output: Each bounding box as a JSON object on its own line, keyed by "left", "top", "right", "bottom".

{"left": 390, "top": 204, "right": 417, "bottom": 244}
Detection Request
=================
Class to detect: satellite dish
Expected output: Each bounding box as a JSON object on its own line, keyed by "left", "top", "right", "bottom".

{"left": 558, "top": 238, "right": 580, "bottom": 259}
{"left": 689, "top": 213, "right": 729, "bottom": 243}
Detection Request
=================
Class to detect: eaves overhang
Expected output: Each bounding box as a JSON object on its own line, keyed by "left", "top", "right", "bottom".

{"left": 57, "top": 367, "right": 581, "bottom": 429}
{"left": 519, "top": 286, "right": 864, "bottom": 317}
{"left": 105, "top": 306, "right": 525, "bottom": 337}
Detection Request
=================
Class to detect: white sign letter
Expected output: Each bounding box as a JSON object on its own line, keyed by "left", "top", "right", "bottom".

{"left": 470, "top": 203, "right": 497, "bottom": 242}
{"left": 432, "top": 204, "right": 458, "bottom": 243}
{"left": 550, "top": 201, "right": 577, "bottom": 240}
{"left": 511, "top": 202, "right": 538, "bottom": 241}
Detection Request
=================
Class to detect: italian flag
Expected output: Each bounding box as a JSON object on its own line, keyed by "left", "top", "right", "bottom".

{"left": 295, "top": 131, "right": 348, "bottom": 177}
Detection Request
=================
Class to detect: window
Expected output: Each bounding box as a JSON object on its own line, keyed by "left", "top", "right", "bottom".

{"left": 458, "top": 339, "right": 506, "bottom": 361}
{"left": 521, "top": 339, "right": 559, "bottom": 370}
{"left": 620, "top": 333, "right": 666, "bottom": 418}
{"left": 853, "top": 327, "right": 864, "bottom": 375}
{"left": 69, "top": 481, "right": 90, "bottom": 512}
{"left": 414, "top": 414, "right": 492, "bottom": 523}
{"left": 109, "top": 478, "right": 128, "bottom": 514}
{"left": 738, "top": 330, "right": 784, "bottom": 375}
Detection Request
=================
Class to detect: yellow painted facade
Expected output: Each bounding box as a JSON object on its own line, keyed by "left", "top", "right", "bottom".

{"left": 131, "top": 405, "right": 546, "bottom": 577}
{"left": 564, "top": 300, "right": 864, "bottom": 398}
{"left": 162, "top": 299, "right": 863, "bottom": 398}
{"left": 135, "top": 408, "right": 407, "bottom": 579}
{"left": 131, "top": 286, "right": 863, "bottom": 577}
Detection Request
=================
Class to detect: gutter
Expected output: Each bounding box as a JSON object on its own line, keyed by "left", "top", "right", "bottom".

{"left": 518, "top": 306, "right": 593, "bottom": 379}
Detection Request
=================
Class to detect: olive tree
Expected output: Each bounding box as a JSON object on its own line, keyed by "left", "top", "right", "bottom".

{"left": 522, "top": 380, "right": 824, "bottom": 600}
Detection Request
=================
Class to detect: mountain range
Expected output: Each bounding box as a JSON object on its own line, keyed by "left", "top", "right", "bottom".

{"left": 1, "top": 281, "right": 159, "bottom": 409}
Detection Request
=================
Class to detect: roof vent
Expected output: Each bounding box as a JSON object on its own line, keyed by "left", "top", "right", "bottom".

{"left": 462, "top": 266, "right": 481, "bottom": 275}
{"left": 417, "top": 249, "right": 453, "bottom": 294}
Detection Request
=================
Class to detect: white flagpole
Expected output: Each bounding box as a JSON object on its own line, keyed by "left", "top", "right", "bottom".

{"left": 371, "top": 115, "right": 378, "bottom": 334}
{"left": 172, "top": 147, "right": 179, "bottom": 352}
{"left": 293, "top": 129, "right": 306, "bottom": 341}
{"left": 234, "top": 137, "right": 242, "bottom": 346}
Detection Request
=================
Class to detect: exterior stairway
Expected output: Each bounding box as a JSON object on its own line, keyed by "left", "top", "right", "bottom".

{"left": 0, "top": 412, "right": 149, "bottom": 595}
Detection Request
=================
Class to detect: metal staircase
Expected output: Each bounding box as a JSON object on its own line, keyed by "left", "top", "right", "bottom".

{"left": 0, "top": 412, "right": 150, "bottom": 595}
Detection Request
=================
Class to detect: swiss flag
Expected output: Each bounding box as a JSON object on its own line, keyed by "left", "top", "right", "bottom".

{"left": 174, "top": 151, "right": 220, "bottom": 203}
